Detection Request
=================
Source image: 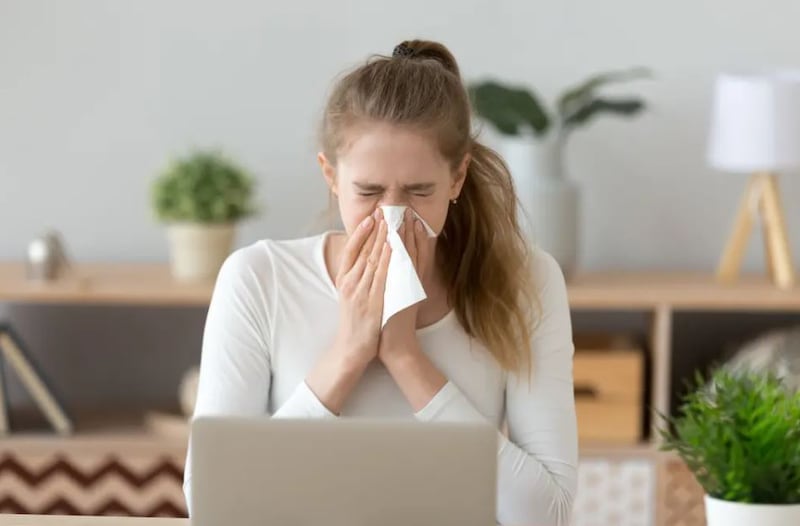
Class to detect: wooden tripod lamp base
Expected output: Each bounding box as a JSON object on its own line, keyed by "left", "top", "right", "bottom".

{"left": 717, "top": 172, "right": 796, "bottom": 289}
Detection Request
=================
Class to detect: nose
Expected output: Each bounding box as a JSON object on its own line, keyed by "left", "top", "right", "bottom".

{"left": 378, "top": 191, "right": 409, "bottom": 208}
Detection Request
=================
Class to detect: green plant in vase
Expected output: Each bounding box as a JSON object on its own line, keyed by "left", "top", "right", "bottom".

{"left": 659, "top": 367, "right": 800, "bottom": 526}
{"left": 151, "top": 149, "right": 258, "bottom": 281}
{"left": 466, "top": 68, "right": 650, "bottom": 276}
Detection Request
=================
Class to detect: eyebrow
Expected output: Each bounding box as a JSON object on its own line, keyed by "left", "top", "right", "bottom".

{"left": 353, "top": 182, "right": 436, "bottom": 192}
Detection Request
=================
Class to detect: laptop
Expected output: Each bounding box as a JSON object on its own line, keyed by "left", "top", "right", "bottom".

{"left": 189, "top": 416, "right": 497, "bottom": 526}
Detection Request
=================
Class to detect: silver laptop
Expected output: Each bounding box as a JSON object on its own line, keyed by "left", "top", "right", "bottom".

{"left": 189, "top": 416, "right": 497, "bottom": 526}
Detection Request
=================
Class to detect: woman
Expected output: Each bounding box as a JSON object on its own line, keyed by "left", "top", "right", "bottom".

{"left": 184, "top": 39, "right": 577, "bottom": 526}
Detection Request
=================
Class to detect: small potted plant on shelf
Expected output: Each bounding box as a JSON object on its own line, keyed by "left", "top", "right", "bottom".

{"left": 151, "top": 149, "right": 258, "bottom": 282}
{"left": 468, "top": 68, "right": 650, "bottom": 276}
{"left": 659, "top": 368, "right": 800, "bottom": 526}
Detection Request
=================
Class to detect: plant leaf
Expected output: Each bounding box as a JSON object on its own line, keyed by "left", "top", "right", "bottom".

{"left": 557, "top": 66, "right": 651, "bottom": 121}
{"left": 468, "top": 81, "right": 550, "bottom": 136}
{"left": 659, "top": 368, "right": 800, "bottom": 504}
{"left": 563, "top": 98, "right": 646, "bottom": 128}
{"left": 151, "top": 150, "right": 258, "bottom": 223}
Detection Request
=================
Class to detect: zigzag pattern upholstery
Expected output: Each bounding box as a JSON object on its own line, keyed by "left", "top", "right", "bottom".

{"left": 0, "top": 448, "right": 187, "bottom": 517}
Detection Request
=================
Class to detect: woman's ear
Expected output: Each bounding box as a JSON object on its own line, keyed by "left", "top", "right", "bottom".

{"left": 450, "top": 152, "right": 471, "bottom": 199}
{"left": 318, "top": 152, "right": 338, "bottom": 197}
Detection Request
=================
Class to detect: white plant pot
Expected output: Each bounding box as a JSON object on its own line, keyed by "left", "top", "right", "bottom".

{"left": 496, "top": 134, "right": 580, "bottom": 277}
{"left": 705, "top": 495, "right": 800, "bottom": 526}
{"left": 166, "top": 222, "right": 236, "bottom": 282}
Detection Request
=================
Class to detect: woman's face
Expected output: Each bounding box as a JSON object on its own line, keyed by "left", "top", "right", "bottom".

{"left": 319, "top": 123, "right": 468, "bottom": 235}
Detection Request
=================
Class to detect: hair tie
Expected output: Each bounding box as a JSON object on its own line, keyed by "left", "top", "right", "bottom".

{"left": 392, "top": 43, "right": 414, "bottom": 58}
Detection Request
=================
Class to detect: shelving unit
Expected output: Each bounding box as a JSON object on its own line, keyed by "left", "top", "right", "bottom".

{"left": 568, "top": 270, "right": 800, "bottom": 526}
{"left": 3, "top": 262, "right": 799, "bottom": 524}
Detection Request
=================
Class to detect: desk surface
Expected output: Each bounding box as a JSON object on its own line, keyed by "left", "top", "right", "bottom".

{"left": 0, "top": 516, "right": 187, "bottom": 525}
{"left": 3, "top": 261, "right": 800, "bottom": 310}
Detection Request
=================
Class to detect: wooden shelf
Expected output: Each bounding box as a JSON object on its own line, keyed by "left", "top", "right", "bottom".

{"left": 567, "top": 271, "right": 800, "bottom": 311}
{"left": 4, "top": 408, "right": 655, "bottom": 457}
{"left": 5, "top": 262, "right": 799, "bottom": 312}
{"left": 0, "top": 263, "right": 212, "bottom": 306}
{"left": 579, "top": 441, "right": 659, "bottom": 457}
{"left": 1, "top": 411, "right": 187, "bottom": 455}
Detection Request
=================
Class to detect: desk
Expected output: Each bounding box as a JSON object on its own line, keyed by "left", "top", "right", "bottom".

{"left": 0, "top": 516, "right": 187, "bottom": 525}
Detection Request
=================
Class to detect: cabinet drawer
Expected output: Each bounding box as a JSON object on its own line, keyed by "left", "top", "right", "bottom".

{"left": 574, "top": 334, "right": 644, "bottom": 444}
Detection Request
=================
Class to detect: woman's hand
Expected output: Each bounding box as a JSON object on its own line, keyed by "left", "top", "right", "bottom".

{"left": 379, "top": 208, "right": 433, "bottom": 362}
{"left": 306, "top": 209, "right": 391, "bottom": 414}
{"left": 333, "top": 208, "right": 392, "bottom": 366}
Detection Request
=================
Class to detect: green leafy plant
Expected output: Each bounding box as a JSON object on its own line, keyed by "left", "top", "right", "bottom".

{"left": 152, "top": 150, "right": 258, "bottom": 223}
{"left": 659, "top": 368, "right": 800, "bottom": 504}
{"left": 468, "top": 67, "right": 651, "bottom": 139}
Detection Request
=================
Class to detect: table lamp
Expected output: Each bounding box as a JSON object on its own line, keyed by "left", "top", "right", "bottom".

{"left": 708, "top": 71, "right": 800, "bottom": 289}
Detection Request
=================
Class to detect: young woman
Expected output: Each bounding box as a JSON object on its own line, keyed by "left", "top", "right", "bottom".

{"left": 184, "top": 39, "right": 578, "bottom": 526}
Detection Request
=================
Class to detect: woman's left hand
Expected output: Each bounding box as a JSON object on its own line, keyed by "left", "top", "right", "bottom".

{"left": 378, "top": 208, "right": 433, "bottom": 362}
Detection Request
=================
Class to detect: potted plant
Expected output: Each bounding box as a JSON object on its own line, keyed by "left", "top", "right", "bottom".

{"left": 151, "top": 149, "right": 258, "bottom": 282}
{"left": 468, "top": 68, "right": 650, "bottom": 276}
{"left": 660, "top": 368, "right": 800, "bottom": 526}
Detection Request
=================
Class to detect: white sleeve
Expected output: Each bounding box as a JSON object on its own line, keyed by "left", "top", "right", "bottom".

{"left": 414, "top": 250, "right": 578, "bottom": 526}
{"left": 182, "top": 246, "right": 336, "bottom": 515}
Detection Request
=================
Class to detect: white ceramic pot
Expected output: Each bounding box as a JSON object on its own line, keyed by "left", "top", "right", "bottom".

{"left": 705, "top": 495, "right": 800, "bottom": 526}
{"left": 166, "top": 222, "right": 236, "bottom": 282}
{"left": 496, "top": 134, "right": 580, "bottom": 278}
{"left": 179, "top": 366, "right": 200, "bottom": 417}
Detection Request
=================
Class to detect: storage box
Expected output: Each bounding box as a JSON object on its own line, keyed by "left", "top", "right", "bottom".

{"left": 573, "top": 334, "right": 644, "bottom": 444}
{"left": 658, "top": 455, "right": 706, "bottom": 526}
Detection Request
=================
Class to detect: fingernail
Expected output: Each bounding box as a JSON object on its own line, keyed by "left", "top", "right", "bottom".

{"left": 415, "top": 219, "right": 423, "bottom": 232}
{"left": 373, "top": 209, "right": 381, "bottom": 219}
{"left": 361, "top": 216, "right": 373, "bottom": 228}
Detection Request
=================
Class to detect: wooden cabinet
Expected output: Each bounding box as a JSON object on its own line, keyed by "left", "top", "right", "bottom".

{"left": 4, "top": 264, "right": 800, "bottom": 525}
{"left": 574, "top": 334, "right": 644, "bottom": 445}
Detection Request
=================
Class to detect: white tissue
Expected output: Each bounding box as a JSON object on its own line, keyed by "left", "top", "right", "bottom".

{"left": 380, "top": 205, "right": 437, "bottom": 328}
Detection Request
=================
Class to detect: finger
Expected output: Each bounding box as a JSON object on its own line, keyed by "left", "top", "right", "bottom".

{"left": 370, "top": 232, "right": 392, "bottom": 297}
{"left": 358, "top": 218, "right": 388, "bottom": 292}
{"left": 345, "top": 216, "right": 379, "bottom": 283}
{"left": 341, "top": 228, "right": 376, "bottom": 287}
{"left": 339, "top": 212, "right": 377, "bottom": 275}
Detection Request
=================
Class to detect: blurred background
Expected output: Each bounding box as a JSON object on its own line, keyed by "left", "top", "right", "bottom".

{"left": 3, "top": 1, "right": 800, "bottom": 524}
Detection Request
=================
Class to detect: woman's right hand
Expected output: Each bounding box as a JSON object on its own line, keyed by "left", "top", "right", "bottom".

{"left": 305, "top": 209, "right": 391, "bottom": 414}
{"left": 332, "top": 208, "right": 392, "bottom": 367}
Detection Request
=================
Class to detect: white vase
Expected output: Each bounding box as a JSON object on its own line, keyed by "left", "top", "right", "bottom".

{"left": 705, "top": 495, "right": 800, "bottom": 526}
{"left": 180, "top": 366, "right": 200, "bottom": 417}
{"left": 166, "top": 222, "right": 236, "bottom": 282}
{"left": 496, "top": 133, "right": 580, "bottom": 278}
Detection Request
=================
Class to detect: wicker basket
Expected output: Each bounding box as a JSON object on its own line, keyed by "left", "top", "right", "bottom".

{"left": 657, "top": 456, "right": 706, "bottom": 526}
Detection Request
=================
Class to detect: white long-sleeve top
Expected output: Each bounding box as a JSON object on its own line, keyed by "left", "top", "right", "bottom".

{"left": 184, "top": 232, "right": 578, "bottom": 526}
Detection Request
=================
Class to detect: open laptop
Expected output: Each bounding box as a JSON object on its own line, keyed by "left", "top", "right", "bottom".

{"left": 189, "top": 416, "right": 497, "bottom": 526}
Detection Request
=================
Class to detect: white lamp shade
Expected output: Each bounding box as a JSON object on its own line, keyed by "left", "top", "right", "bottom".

{"left": 707, "top": 71, "right": 800, "bottom": 172}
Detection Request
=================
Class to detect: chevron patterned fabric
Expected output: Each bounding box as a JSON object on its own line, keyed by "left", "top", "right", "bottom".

{"left": 0, "top": 453, "right": 187, "bottom": 517}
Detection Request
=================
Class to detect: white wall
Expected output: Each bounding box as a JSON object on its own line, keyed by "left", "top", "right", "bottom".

{"left": 4, "top": 0, "right": 800, "bottom": 270}
{"left": 2, "top": 0, "right": 800, "bottom": 411}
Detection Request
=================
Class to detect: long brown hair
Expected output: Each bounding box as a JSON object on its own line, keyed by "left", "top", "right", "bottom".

{"left": 320, "top": 39, "right": 539, "bottom": 375}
